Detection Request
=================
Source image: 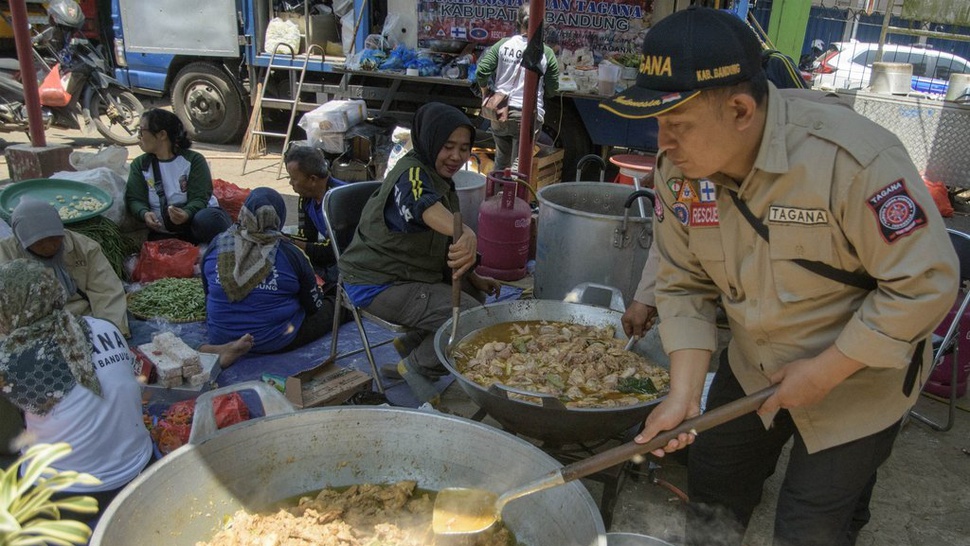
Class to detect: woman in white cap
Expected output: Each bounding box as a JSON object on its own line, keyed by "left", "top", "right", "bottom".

{"left": 0, "top": 199, "right": 129, "bottom": 336}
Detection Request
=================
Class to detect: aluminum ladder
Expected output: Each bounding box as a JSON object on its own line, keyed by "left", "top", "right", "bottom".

{"left": 241, "top": 43, "right": 325, "bottom": 178}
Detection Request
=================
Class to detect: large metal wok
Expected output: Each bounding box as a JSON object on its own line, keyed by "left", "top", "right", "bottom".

{"left": 434, "top": 285, "right": 669, "bottom": 444}
{"left": 91, "top": 383, "right": 606, "bottom": 545}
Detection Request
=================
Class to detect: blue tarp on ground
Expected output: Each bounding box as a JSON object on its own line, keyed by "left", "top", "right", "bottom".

{"left": 131, "top": 285, "right": 524, "bottom": 409}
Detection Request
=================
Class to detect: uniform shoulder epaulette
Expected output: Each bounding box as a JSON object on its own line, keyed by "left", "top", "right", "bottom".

{"left": 791, "top": 99, "right": 901, "bottom": 167}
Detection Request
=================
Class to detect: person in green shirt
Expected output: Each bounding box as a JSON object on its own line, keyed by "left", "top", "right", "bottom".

{"left": 125, "top": 109, "right": 231, "bottom": 244}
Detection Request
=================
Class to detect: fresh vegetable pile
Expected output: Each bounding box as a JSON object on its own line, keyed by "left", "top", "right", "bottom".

{"left": 128, "top": 277, "right": 206, "bottom": 322}
{"left": 67, "top": 216, "right": 139, "bottom": 280}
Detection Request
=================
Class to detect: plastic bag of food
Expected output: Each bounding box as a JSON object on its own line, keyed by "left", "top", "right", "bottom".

{"left": 131, "top": 239, "right": 200, "bottom": 282}
{"left": 214, "top": 392, "right": 250, "bottom": 429}
{"left": 69, "top": 146, "right": 129, "bottom": 177}
{"left": 212, "top": 178, "right": 251, "bottom": 221}
{"left": 151, "top": 398, "right": 194, "bottom": 455}
{"left": 383, "top": 125, "right": 412, "bottom": 178}
{"left": 264, "top": 17, "right": 301, "bottom": 54}
{"left": 923, "top": 176, "right": 953, "bottom": 217}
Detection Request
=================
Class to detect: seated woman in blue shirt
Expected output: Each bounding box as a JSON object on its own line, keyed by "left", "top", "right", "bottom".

{"left": 202, "top": 187, "right": 337, "bottom": 359}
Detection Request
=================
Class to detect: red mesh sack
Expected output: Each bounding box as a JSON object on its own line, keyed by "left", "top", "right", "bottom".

{"left": 923, "top": 177, "right": 953, "bottom": 218}
{"left": 212, "top": 178, "right": 251, "bottom": 221}
{"left": 131, "top": 239, "right": 200, "bottom": 282}
{"left": 213, "top": 392, "right": 250, "bottom": 429}
{"left": 151, "top": 399, "right": 195, "bottom": 455}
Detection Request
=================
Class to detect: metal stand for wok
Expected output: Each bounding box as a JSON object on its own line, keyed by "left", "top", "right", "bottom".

{"left": 469, "top": 408, "right": 637, "bottom": 529}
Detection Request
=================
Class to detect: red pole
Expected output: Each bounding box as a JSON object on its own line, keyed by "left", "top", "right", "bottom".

{"left": 516, "top": 0, "right": 543, "bottom": 182}
{"left": 9, "top": 0, "right": 47, "bottom": 147}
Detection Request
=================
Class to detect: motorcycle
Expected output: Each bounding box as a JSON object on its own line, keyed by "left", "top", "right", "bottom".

{"left": 0, "top": 0, "right": 144, "bottom": 145}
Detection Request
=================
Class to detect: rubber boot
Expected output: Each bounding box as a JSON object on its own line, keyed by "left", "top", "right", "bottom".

{"left": 397, "top": 359, "right": 440, "bottom": 406}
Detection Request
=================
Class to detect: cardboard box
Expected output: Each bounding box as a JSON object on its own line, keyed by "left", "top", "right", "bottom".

{"left": 131, "top": 346, "right": 158, "bottom": 385}
{"left": 285, "top": 358, "right": 373, "bottom": 408}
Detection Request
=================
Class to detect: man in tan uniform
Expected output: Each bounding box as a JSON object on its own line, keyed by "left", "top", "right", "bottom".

{"left": 602, "top": 7, "right": 958, "bottom": 546}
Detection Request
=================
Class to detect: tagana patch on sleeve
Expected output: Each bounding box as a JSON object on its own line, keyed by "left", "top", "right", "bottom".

{"left": 866, "top": 179, "right": 927, "bottom": 243}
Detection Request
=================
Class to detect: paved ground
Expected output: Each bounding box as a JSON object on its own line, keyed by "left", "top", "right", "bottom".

{"left": 2, "top": 116, "right": 968, "bottom": 545}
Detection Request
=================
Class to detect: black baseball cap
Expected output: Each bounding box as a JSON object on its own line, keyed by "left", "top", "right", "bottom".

{"left": 600, "top": 6, "right": 763, "bottom": 119}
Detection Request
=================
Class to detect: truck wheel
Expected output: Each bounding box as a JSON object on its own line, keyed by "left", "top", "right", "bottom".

{"left": 172, "top": 62, "right": 247, "bottom": 144}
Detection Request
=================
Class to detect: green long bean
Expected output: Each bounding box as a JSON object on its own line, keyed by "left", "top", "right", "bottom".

{"left": 67, "top": 216, "right": 139, "bottom": 281}
{"left": 128, "top": 277, "right": 206, "bottom": 322}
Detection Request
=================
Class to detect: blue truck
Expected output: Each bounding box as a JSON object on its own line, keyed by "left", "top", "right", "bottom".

{"left": 106, "top": 0, "right": 665, "bottom": 178}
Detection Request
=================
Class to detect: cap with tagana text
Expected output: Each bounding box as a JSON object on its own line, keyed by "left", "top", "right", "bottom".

{"left": 600, "top": 6, "right": 763, "bottom": 119}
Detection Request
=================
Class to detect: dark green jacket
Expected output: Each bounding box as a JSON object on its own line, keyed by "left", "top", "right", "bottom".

{"left": 339, "top": 153, "right": 459, "bottom": 285}
{"left": 125, "top": 149, "right": 212, "bottom": 221}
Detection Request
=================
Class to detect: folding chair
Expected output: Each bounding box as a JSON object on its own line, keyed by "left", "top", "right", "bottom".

{"left": 910, "top": 228, "right": 970, "bottom": 432}
{"left": 322, "top": 181, "right": 415, "bottom": 394}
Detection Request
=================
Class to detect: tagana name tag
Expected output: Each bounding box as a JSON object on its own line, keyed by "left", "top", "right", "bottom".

{"left": 768, "top": 206, "right": 829, "bottom": 225}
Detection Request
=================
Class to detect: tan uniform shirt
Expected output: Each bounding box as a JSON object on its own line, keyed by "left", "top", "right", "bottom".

{"left": 0, "top": 232, "right": 130, "bottom": 336}
{"left": 652, "top": 84, "right": 958, "bottom": 453}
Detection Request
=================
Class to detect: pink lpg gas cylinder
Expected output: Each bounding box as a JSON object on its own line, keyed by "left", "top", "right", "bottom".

{"left": 476, "top": 170, "right": 531, "bottom": 281}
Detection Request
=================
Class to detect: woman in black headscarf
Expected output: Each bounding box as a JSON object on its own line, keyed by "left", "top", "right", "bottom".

{"left": 339, "top": 103, "right": 500, "bottom": 404}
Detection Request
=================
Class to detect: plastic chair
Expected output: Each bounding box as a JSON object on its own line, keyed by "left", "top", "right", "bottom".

{"left": 322, "top": 180, "right": 414, "bottom": 394}
{"left": 910, "top": 228, "right": 970, "bottom": 432}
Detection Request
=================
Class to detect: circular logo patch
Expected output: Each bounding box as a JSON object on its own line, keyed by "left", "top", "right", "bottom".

{"left": 672, "top": 202, "right": 690, "bottom": 225}
{"left": 879, "top": 195, "right": 916, "bottom": 230}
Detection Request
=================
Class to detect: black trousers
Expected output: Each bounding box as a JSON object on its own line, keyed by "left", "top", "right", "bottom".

{"left": 271, "top": 289, "right": 340, "bottom": 354}
{"left": 686, "top": 351, "right": 900, "bottom": 546}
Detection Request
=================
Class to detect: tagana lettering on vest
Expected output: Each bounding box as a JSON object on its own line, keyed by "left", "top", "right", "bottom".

{"left": 640, "top": 55, "right": 672, "bottom": 77}
{"left": 768, "top": 206, "right": 829, "bottom": 225}
{"left": 695, "top": 63, "right": 741, "bottom": 82}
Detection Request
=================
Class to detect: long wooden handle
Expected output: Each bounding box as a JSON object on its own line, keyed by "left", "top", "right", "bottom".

{"left": 452, "top": 212, "right": 463, "bottom": 307}
{"left": 560, "top": 385, "right": 778, "bottom": 483}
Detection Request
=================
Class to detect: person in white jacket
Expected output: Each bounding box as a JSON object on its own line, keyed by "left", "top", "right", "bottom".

{"left": 475, "top": 4, "right": 560, "bottom": 170}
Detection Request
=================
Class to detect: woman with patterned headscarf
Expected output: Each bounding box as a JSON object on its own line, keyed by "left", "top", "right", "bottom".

{"left": 202, "top": 187, "right": 338, "bottom": 357}
{"left": 0, "top": 259, "right": 152, "bottom": 520}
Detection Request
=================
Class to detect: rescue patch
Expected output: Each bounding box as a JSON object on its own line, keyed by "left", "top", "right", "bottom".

{"left": 768, "top": 206, "right": 829, "bottom": 225}
{"left": 690, "top": 202, "right": 719, "bottom": 227}
{"left": 866, "top": 179, "right": 927, "bottom": 243}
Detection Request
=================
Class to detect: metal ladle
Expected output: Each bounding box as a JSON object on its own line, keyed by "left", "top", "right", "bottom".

{"left": 432, "top": 384, "right": 779, "bottom": 535}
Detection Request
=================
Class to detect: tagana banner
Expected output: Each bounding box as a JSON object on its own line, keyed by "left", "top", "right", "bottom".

{"left": 417, "top": 0, "right": 652, "bottom": 62}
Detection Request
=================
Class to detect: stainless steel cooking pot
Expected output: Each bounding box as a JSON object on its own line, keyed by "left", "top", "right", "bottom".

{"left": 434, "top": 285, "right": 668, "bottom": 444}
{"left": 535, "top": 182, "right": 653, "bottom": 305}
{"left": 91, "top": 382, "right": 606, "bottom": 545}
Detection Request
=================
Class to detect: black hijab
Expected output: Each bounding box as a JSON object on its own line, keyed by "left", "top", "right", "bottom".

{"left": 411, "top": 103, "right": 475, "bottom": 171}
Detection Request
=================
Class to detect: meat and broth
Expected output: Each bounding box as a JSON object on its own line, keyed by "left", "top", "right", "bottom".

{"left": 453, "top": 321, "right": 669, "bottom": 408}
{"left": 199, "top": 481, "right": 516, "bottom": 546}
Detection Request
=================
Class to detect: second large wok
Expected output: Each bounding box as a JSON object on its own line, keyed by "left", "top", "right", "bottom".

{"left": 434, "top": 298, "right": 668, "bottom": 444}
